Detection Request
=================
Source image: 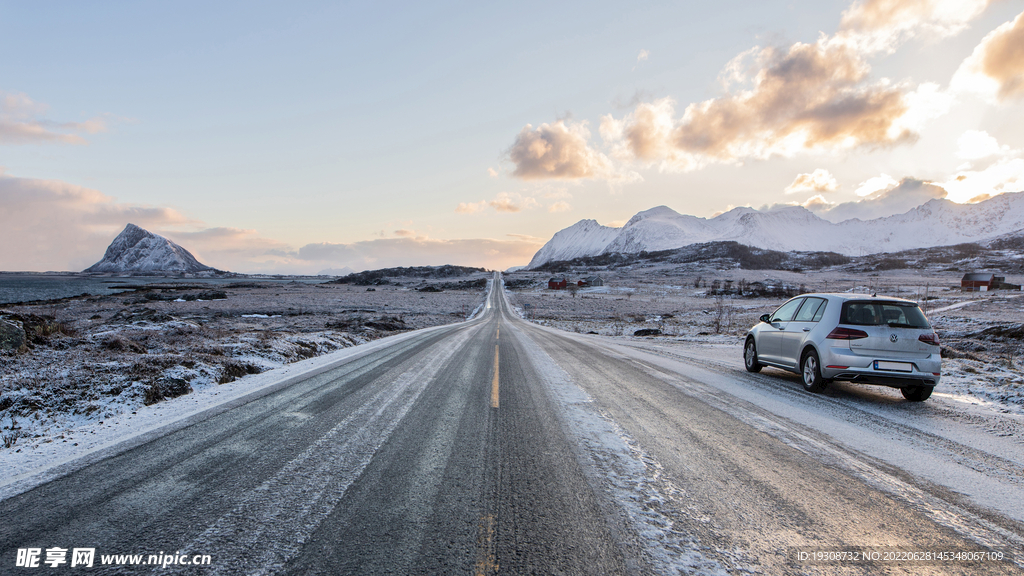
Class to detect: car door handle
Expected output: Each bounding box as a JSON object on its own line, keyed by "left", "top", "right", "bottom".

{"left": 803, "top": 328, "right": 811, "bottom": 332}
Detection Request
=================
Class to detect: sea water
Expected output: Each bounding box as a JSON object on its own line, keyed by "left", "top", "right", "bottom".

{"left": 0, "top": 274, "right": 325, "bottom": 305}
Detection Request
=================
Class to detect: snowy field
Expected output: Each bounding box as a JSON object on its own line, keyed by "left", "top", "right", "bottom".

{"left": 504, "top": 266, "right": 1024, "bottom": 417}
{"left": 0, "top": 274, "right": 490, "bottom": 478}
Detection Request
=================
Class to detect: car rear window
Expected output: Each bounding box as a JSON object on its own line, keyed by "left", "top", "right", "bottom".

{"left": 840, "top": 301, "right": 930, "bottom": 328}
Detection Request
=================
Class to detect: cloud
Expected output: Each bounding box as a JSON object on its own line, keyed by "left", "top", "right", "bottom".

{"left": 548, "top": 201, "right": 571, "bottom": 212}
{"left": 604, "top": 36, "right": 932, "bottom": 169}
{"left": 681, "top": 41, "right": 916, "bottom": 158}
{"left": 854, "top": 173, "right": 900, "bottom": 196}
{"left": 0, "top": 91, "right": 107, "bottom": 145}
{"left": 951, "top": 9, "right": 1024, "bottom": 101}
{"left": 837, "top": 0, "right": 992, "bottom": 53}
{"left": 633, "top": 49, "right": 650, "bottom": 71}
{"left": 0, "top": 173, "right": 302, "bottom": 273}
{"left": 0, "top": 171, "right": 548, "bottom": 274}
{"left": 564, "top": 1, "right": 985, "bottom": 174}
{"left": 487, "top": 167, "right": 499, "bottom": 178}
{"left": 802, "top": 194, "right": 833, "bottom": 211}
{"left": 805, "top": 177, "right": 948, "bottom": 222}
{"left": 489, "top": 191, "right": 538, "bottom": 213}
{"left": 170, "top": 227, "right": 546, "bottom": 275}
{"left": 785, "top": 169, "right": 839, "bottom": 194}
{"left": 505, "top": 233, "right": 546, "bottom": 242}
{"left": 166, "top": 227, "right": 293, "bottom": 270}
{"left": 455, "top": 200, "right": 487, "bottom": 214}
{"left": 956, "top": 129, "right": 1013, "bottom": 160}
{"left": 456, "top": 192, "right": 541, "bottom": 214}
{"left": 936, "top": 157, "right": 1024, "bottom": 203}
{"left": 0, "top": 172, "right": 194, "bottom": 271}
{"left": 295, "top": 235, "right": 543, "bottom": 273}
{"left": 601, "top": 98, "right": 692, "bottom": 169}
{"left": 506, "top": 120, "right": 615, "bottom": 180}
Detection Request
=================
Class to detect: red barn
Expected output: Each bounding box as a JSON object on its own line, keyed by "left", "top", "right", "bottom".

{"left": 548, "top": 277, "right": 567, "bottom": 290}
{"left": 962, "top": 273, "right": 998, "bottom": 291}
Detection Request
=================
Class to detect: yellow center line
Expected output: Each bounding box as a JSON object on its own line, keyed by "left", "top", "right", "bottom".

{"left": 496, "top": 328, "right": 499, "bottom": 340}
{"left": 491, "top": 345, "right": 500, "bottom": 409}
{"left": 474, "top": 514, "right": 497, "bottom": 575}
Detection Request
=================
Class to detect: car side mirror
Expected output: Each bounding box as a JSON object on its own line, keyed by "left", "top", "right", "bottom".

{"left": 760, "top": 314, "right": 771, "bottom": 323}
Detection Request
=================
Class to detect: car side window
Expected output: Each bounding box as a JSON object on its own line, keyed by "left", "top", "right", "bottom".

{"left": 770, "top": 298, "right": 804, "bottom": 323}
{"left": 793, "top": 297, "right": 826, "bottom": 322}
{"left": 811, "top": 299, "right": 827, "bottom": 322}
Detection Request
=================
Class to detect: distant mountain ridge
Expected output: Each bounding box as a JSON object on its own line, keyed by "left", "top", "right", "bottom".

{"left": 527, "top": 192, "right": 1024, "bottom": 268}
{"left": 84, "top": 224, "right": 220, "bottom": 274}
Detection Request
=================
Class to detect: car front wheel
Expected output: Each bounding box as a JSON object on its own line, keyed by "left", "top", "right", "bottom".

{"left": 744, "top": 338, "right": 762, "bottom": 373}
{"left": 901, "top": 386, "right": 933, "bottom": 402}
{"left": 801, "top": 350, "right": 828, "bottom": 393}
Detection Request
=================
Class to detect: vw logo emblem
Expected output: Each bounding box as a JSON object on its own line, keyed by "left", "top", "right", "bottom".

{"left": 890, "top": 334, "right": 898, "bottom": 343}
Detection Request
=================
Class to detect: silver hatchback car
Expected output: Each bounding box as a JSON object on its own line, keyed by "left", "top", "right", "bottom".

{"left": 743, "top": 294, "right": 941, "bottom": 401}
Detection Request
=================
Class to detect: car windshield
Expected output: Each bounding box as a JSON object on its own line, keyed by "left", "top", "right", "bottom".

{"left": 840, "top": 301, "right": 930, "bottom": 328}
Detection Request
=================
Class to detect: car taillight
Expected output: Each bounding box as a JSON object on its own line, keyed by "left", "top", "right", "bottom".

{"left": 826, "top": 327, "right": 868, "bottom": 340}
{"left": 919, "top": 333, "right": 940, "bottom": 346}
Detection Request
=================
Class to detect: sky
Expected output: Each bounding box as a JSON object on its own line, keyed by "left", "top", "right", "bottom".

{"left": 1, "top": 0, "right": 1023, "bottom": 274}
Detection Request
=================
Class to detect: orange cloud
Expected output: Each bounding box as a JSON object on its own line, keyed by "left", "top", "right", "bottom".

{"left": 953, "top": 10, "right": 1024, "bottom": 101}
{"left": 489, "top": 192, "right": 537, "bottom": 213}
{"left": 606, "top": 40, "right": 916, "bottom": 168}
{"left": 524, "top": 1, "right": 984, "bottom": 176}
{"left": 507, "top": 120, "right": 613, "bottom": 180}
{"left": 679, "top": 41, "right": 910, "bottom": 159}
{"left": 785, "top": 169, "right": 839, "bottom": 194}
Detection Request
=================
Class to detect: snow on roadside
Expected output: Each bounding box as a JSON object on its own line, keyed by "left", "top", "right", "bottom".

{"left": 0, "top": 322, "right": 459, "bottom": 494}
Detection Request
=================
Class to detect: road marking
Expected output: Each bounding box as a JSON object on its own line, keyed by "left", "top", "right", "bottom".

{"left": 496, "top": 328, "right": 499, "bottom": 340}
{"left": 491, "top": 345, "right": 500, "bottom": 409}
{"left": 474, "top": 514, "right": 497, "bottom": 576}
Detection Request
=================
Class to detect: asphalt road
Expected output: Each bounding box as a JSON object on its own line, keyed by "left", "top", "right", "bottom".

{"left": 2, "top": 274, "right": 1022, "bottom": 575}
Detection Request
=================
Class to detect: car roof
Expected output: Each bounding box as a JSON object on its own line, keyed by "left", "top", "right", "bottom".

{"left": 795, "top": 293, "right": 920, "bottom": 304}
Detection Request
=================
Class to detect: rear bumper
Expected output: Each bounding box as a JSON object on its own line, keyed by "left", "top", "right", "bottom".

{"left": 824, "top": 371, "right": 938, "bottom": 388}
{"left": 821, "top": 348, "right": 940, "bottom": 389}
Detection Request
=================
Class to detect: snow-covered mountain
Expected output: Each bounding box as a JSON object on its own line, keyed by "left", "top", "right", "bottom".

{"left": 527, "top": 192, "right": 1024, "bottom": 268}
{"left": 84, "top": 224, "right": 219, "bottom": 274}
{"left": 526, "top": 219, "right": 621, "bottom": 269}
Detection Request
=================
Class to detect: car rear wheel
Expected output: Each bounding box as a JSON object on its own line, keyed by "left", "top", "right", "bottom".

{"left": 901, "top": 386, "right": 933, "bottom": 402}
{"left": 801, "top": 350, "right": 828, "bottom": 393}
{"left": 744, "top": 338, "right": 762, "bottom": 373}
